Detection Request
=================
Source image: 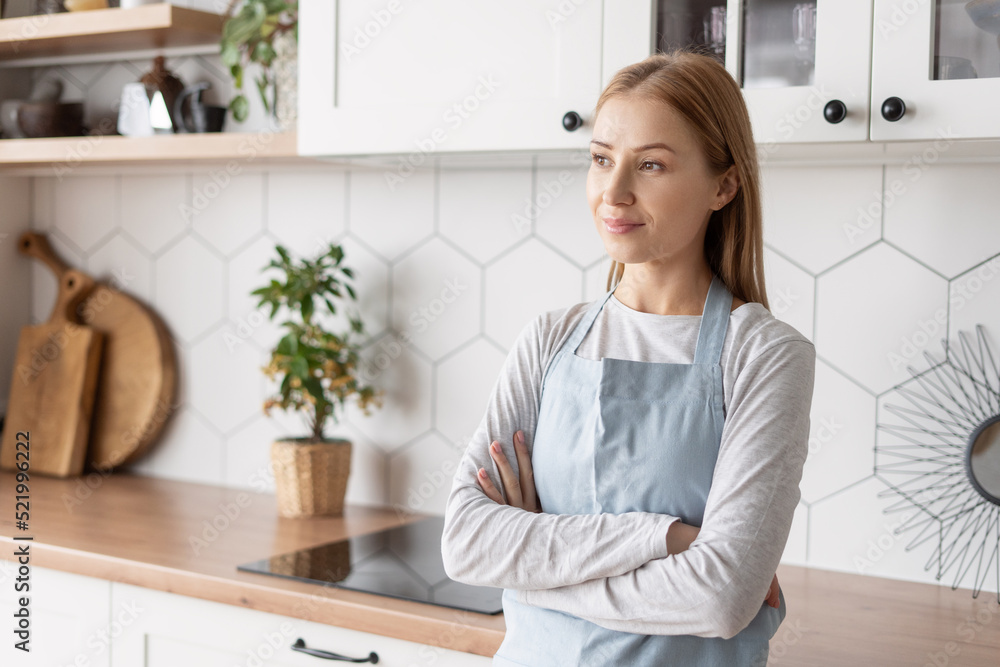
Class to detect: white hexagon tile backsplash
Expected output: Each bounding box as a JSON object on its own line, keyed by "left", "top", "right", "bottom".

{"left": 7, "top": 51, "right": 1000, "bottom": 595}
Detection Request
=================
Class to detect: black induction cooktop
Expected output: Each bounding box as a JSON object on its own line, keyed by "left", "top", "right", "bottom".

{"left": 237, "top": 515, "right": 503, "bottom": 615}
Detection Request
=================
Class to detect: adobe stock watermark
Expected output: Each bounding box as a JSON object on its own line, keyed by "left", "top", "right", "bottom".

{"left": 544, "top": 0, "right": 593, "bottom": 29}
{"left": 3, "top": 10, "right": 55, "bottom": 56}
{"left": 224, "top": 234, "right": 350, "bottom": 352}
{"left": 52, "top": 64, "right": 181, "bottom": 180}
{"left": 769, "top": 285, "right": 799, "bottom": 319}
{"left": 178, "top": 129, "right": 279, "bottom": 222}
{"left": 807, "top": 415, "right": 844, "bottom": 457}
{"left": 16, "top": 267, "right": 138, "bottom": 386}
{"left": 224, "top": 307, "right": 272, "bottom": 352}
{"left": 756, "top": 84, "right": 833, "bottom": 162}
{"left": 511, "top": 152, "right": 591, "bottom": 236}
{"left": 923, "top": 599, "right": 998, "bottom": 667}
{"left": 59, "top": 397, "right": 181, "bottom": 513}
{"left": 887, "top": 255, "right": 1000, "bottom": 371}
{"left": 383, "top": 74, "right": 501, "bottom": 191}
{"left": 876, "top": 0, "right": 930, "bottom": 40}
{"left": 755, "top": 617, "right": 807, "bottom": 666}
{"left": 340, "top": 0, "right": 409, "bottom": 63}
{"left": 854, "top": 487, "right": 936, "bottom": 574}
{"left": 187, "top": 457, "right": 286, "bottom": 557}
{"left": 408, "top": 608, "right": 482, "bottom": 665}
{"left": 392, "top": 435, "right": 470, "bottom": 522}
{"left": 360, "top": 276, "right": 468, "bottom": 381}
{"left": 67, "top": 599, "right": 144, "bottom": 666}
{"left": 51, "top": 107, "right": 147, "bottom": 181}
{"left": 236, "top": 620, "right": 297, "bottom": 667}
{"left": 843, "top": 127, "right": 958, "bottom": 244}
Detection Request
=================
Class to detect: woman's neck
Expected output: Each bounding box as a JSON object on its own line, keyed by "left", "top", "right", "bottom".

{"left": 612, "top": 260, "right": 715, "bottom": 317}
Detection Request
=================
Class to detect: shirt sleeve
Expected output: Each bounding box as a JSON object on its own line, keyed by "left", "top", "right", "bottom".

{"left": 516, "top": 338, "right": 816, "bottom": 640}
{"left": 441, "top": 311, "right": 681, "bottom": 590}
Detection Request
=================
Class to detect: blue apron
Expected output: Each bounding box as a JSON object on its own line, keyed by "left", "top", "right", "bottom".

{"left": 493, "top": 274, "right": 785, "bottom": 666}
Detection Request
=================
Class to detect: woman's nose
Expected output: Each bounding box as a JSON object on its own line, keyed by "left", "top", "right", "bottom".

{"left": 602, "top": 166, "right": 634, "bottom": 206}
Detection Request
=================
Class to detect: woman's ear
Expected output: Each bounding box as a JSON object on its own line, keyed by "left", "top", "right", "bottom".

{"left": 715, "top": 165, "right": 740, "bottom": 209}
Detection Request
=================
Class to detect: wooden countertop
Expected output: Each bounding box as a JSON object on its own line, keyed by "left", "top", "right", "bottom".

{"left": 0, "top": 469, "right": 505, "bottom": 657}
{"left": 1, "top": 469, "right": 999, "bottom": 664}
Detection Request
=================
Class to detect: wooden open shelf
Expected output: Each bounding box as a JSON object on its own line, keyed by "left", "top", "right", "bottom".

{"left": 0, "top": 3, "right": 223, "bottom": 62}
{"left": 0, "top": 130, "right": 305, "bottom": 167}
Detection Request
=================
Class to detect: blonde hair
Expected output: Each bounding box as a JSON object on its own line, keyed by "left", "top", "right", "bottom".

{"left": 598, "top": 49, "right": 768, "bottom": 311}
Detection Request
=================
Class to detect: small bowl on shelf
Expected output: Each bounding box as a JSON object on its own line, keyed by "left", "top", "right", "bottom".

{"left": 17, "top": 101, "right": 85, "bottom": 138}
{"left": 966, "top": 0, "right": 1000, "bottom": 35}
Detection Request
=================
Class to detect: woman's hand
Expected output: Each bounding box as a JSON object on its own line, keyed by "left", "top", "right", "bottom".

{"left": 665, "top": 521, "right": 700, "bottom": 555}
{"left": 476, "top": 430, "right": 542, "bottom": 513}
{"left": 764, "top": 573, "right": 780, "bottom": 608}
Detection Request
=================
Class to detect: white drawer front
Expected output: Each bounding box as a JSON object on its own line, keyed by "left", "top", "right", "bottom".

{"left": 111, "top": 581, "right": 493, "bottom": 666}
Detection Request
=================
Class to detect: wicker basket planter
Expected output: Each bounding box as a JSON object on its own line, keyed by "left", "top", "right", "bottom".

{"left": 271, "top": 437, "right": 352, "bottom": 518}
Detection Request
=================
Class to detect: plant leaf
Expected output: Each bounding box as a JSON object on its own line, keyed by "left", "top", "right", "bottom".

{"left": 251, "top": 40, "right": 276, "bottom": 66}
{"left": 256, "top": 74, "right": 271, "bottom": 114}
{"left": 220, "top": 41, "right": 241, "bottom": 68}
{"left": 276, "top": 333, "right": 297, "bottom": 356}
{"left": 229, "top": 94, "right": 249, "bottom": 123}
{"left": 290, "top": 355, "right": 308, "bottom": 378}
{"left": 230, "top": 63, "right": 243, "bottom": 89}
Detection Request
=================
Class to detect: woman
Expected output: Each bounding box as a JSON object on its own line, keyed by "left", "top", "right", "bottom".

{"left": 441, "top": 49, "right": 816, "bottom": 666}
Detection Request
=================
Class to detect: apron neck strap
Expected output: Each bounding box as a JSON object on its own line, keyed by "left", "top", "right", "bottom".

{"left": 693, "top": 274, "right": 733, "bottom": 366}
{"left": 568, "top": 289, "right": 615, "bottom": 355}
{"left": 568, "top": 274, "right": 734, "bottom": 362}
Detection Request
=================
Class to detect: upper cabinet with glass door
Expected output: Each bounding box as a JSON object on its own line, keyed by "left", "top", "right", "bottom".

{"left": 617, "top": 1, "right": 875, "bottom": 145}
{"left": 871, "top": 0, "right": 1000, "bottom": 140}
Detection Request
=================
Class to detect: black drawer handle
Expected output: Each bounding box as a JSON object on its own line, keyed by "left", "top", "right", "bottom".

{"left": 291, "top": 638, "right": 379, "bottom": 663}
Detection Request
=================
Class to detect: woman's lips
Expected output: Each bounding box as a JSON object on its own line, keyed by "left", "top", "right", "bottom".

{"left": 603, "top": 218, "right": 643, "bottom": 234}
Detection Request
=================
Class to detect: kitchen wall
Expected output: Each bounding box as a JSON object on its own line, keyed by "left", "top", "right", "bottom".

{"left": 3, "top": 39, "right": 1000, "bottom": 598}
{"left": 0, "top": 176, "right": 31, "bottom": 417}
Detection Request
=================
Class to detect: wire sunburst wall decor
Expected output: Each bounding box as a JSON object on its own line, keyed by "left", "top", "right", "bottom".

{"left": 875, "top": 324, "right": 1000, "bottom": 602}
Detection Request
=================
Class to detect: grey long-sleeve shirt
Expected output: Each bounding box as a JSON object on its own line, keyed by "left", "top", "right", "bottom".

{"left": 441, "top": 289, "right": 816, "bottom": 639}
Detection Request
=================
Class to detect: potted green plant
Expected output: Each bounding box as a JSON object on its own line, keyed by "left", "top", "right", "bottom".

{"left": 220, "top": 0, "right": 298, "bottom": 127}
{"left": 252, "top": 242, "right": 383, "bottom": 518}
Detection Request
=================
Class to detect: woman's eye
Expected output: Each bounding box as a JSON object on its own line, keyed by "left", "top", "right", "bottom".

{"left": 591, "top": 153, "right": 608, "bottom": 167}
{"left": 640, "top": 160, "right": 662, "bottom": 171}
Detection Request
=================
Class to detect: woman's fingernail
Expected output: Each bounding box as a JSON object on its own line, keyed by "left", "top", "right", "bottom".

{"left": 516, "top": 431, "right": 523, "bottom": 444}
{"left": 491, "top": 442, "right": 499, "bottom": 453}
{"left": 478, "top": 468, "right": 486, "bottom": 477}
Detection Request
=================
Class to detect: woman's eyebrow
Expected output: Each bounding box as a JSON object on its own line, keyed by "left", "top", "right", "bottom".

{"left": 590, "top": 139, "right": 675, "bottom": 154}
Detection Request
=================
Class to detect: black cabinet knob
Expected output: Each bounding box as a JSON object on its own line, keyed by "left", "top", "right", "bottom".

{"left": 880, "top": 97, "right": 906, "bottom": 122}
{"left": 562, "top": 111, "right": 584, "bottom": 132}
{"left": 823, "top": 99, "right": 847, "bottom": 124}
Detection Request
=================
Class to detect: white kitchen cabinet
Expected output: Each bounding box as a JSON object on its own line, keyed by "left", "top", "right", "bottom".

{"left": 609, "top": 0, "right": 873, "bottom": 145}
{"left": 735, "top": 0, "right": 874, "bottom": 145}
{"left": 871, "top": 0, "right": 1000, "bottom": 141}
{"left": 298, "top": 0, "right": 606, "bottom": 157}
{"left": 298, "top": 0, "right": 1000, "bottom": 153}
{"left": 607, "top": 1, "right": 1000, "bottom": 144}
{"left": 110, "top": 582, "right": 493, "bottom": 666}
{"left": 0, "top": 563, "right": 112, "bottom": 667}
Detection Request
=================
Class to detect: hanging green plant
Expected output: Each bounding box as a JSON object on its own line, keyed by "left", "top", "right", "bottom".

{"left": 220, "top": 0, "right": 298, "bottom": 123}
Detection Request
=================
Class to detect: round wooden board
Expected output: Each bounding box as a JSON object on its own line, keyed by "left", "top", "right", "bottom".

{"left": 83, "top": 283, "right": 178, "bottom": 470}
{"left": 19, "top": 232, "right": 178, "bottom": 471}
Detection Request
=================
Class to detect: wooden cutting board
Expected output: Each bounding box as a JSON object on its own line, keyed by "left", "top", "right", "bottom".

{"left": 0, "top": 266, "right": 103, "bottom": 477}
{"left": 16, "top": 232, "right": 178, "bottom": 471}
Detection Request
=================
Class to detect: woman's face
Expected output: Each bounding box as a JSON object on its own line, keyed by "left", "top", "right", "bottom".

{"left": 587, "top": 94, "right": 736, "bottom": 268}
